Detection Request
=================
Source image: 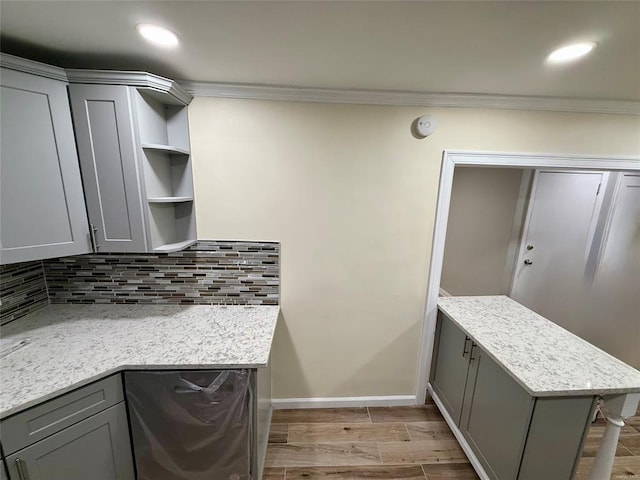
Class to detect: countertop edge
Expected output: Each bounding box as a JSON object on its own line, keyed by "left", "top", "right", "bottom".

{"left": 0, "top": 304, "right": 280, "bottom": 420}
{"left": 0, "top": 359, "right": 271, "bottom": 420}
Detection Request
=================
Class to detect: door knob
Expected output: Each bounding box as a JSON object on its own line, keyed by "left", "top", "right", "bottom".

{"left": 524, "top": 259, "right": 533, "bottom": 265}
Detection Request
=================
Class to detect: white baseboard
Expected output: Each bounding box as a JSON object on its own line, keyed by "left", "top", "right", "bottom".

{"left": 272, "top": 395, "right": 417, "bottom": 410}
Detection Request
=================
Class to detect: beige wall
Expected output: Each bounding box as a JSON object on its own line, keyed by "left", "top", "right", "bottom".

{"left": 441, "top": 167, "right": 525, "bottom": 296}
{"left": 189, "top": 98, "right": 640, "bottom": 399}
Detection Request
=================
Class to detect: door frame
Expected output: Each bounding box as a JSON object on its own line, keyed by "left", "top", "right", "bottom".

{"left": 416, "top": 151, "right": 640, "bottom": 404}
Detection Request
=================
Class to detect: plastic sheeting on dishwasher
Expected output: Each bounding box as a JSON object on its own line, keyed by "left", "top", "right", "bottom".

{"left": 125, "top": 370, "right": 253, "bottom": 480}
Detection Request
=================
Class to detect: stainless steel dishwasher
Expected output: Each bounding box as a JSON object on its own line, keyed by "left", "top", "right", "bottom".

{"left": 124, "top": 370, "right": 253, "bottom": 480}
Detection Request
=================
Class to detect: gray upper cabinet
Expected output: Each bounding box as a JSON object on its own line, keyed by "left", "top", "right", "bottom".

{"left": 0, "top": 55, "right": 91, "bottom": 264}
{"left": 69, "top": 84, "right": 147, "bottom": 252}
{"left": 68, "top": 71, "right": 197, "bottom": 253}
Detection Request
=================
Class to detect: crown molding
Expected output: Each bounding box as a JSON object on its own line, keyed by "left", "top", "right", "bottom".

{"left": 182, "top": 81, "right": 640, "bottom": 115}
{"left": 0, "top": 53, "right": 68, "bottom": 82}
{"left": 66, "top": 69, "right": 192, "bottom": 105}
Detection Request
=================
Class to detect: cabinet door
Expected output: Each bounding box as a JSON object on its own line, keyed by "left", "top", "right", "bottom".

{"left": 0, "top": 68, "right": 91, "bottom": 264}
{"left": 518, "top": 396, "right": 595, "bottom": 480}
{"left": 460, "top": 346, "right": 534, "bottom": 480}
{"left": 5, "top": 403, "right": 134, "bottom": 480}
{"left": 69, "top": 84, "right": 147, "bottom": 252}
{"left": 430, "top": 312, "right": 471, "bottom": 425}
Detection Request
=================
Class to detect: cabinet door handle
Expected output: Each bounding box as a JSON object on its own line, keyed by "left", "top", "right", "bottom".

{"left": 470, "top": 343, "right": 478, "bottom": 361}
{"left": 15, "top": 458, "right": 28, "bottom": 480}
{"left": 462, "top": 336, "right": 470, "bottom": 357}
{"left": 89, "top": 223, "right": 101, "bottom": 251}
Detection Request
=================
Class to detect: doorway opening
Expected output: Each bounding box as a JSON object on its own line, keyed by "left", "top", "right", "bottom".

{"left": 416, "top": 151, "right": 640, "bottom": 404}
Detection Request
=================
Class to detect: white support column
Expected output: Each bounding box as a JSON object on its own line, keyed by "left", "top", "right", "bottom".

{"left": 589, "top": 393, "right": 640, "bottom": 480}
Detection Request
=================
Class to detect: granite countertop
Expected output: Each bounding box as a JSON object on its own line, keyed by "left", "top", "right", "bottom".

{"left": 0, "top": 304, "right": 279, "bottom": 418}
{"left": 437, "top": 295, "right": 640, "bottom": 397}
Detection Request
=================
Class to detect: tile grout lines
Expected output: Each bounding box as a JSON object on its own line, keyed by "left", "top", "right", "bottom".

{"left": 420, "top": 464, "right": 428, "bottom": 480}
{"left": 265, "top": 405, "right": 640, "bottom": 479}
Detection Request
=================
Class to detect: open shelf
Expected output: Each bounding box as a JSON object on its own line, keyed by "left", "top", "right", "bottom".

{"left": 133, "top": 87, "right": 196, "bottom": 253}
{"left": 148, "top": 196, "right": 193, "bottom": 203}
{"left": 135, "top": 90, "right": 190, "bottom": 152}
{"left": 142, "top": 150, "right": 193, "bottom": 198}
{"left": 153, "top": 239, "right": 198, "bottom": 253}
{"left": 142, "top": 144, "right": 189, "bottom": 155}
{"left": 147, "top": 202, "right": 196, "bottom": 251}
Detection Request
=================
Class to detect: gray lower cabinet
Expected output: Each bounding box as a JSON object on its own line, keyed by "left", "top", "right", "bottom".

{"left": 1, "top": 367, "right": 272, "bottom": 480}
{"left": 430, "top": 312, "right": 471, "bottom": 425}
{"left": 0, "top": 56, "right": 92, "bottom": 264}
{"left": 4, "top": 404, "right": 134, "bottom": 480}
{"left": 460, "top": 345, "right": 534, "bottom": 479}
{"left": 430, "top": 311, "right": 595, "bottom": 480}
{"left": 0, "top": 375, "right": 134, "bottom": 480}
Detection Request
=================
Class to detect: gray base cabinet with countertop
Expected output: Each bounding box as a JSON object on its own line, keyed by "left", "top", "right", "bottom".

{"left": 1, "top": 375, "right": 134, "bottom": 480}
{"left": 431, "top": 296, "right": 640, "bottom": 480}
{"left": 430, "top": 311, "right": 595, "bottom": 480}
{"left": 0, "top": 296, "right": 279, "bottom": 480}
{"left": 1, "top": 368, "right": 273, "bottom": 480}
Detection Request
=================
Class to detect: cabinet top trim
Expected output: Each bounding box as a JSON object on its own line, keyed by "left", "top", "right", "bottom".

{"left": 0, "top": 54, "right": 193, "bottom": 105}
{"left": 437, "top": 295, "right": 640, "bottom": 397}
{"left": 0, "top": 53, "right": 68, "bottom": 82}
{"left": 66, "top": 69, "right": 192, "bottom": 105}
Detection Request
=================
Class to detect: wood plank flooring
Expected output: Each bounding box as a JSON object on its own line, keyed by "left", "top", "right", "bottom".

{"left": 263, "top": 401, "right": 640, "bottom": 480}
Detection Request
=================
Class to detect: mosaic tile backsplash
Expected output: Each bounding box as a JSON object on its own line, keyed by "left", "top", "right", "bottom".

{"left": 0, "top": 241, "right": 280, "bottom": 324}
{"left": 44, "top": 241, "right": 279, "bottom": 305}
{"left": 0, "top": 261, "right": 49, "bottom": 325}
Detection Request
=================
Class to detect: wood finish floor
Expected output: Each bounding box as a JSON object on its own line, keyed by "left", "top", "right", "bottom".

{"left": 263, "top": 400, "right": 640, "bottom": 480}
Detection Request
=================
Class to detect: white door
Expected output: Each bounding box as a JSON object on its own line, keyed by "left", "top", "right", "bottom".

{"left": 510, "top": 170, "right": 607, "bottom": 334}
{"left": 586, "top": 173, "right": 640, "bottom": 367}
{"left": 597, "top": 174, "right": 640, "bottom": 279}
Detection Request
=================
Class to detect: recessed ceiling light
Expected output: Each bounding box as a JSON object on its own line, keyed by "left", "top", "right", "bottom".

{"left": 136, "top": 24, "right": 179, "bottom": 48}
{"left": 547, "top": 42, "right": 596, "bottom": 63}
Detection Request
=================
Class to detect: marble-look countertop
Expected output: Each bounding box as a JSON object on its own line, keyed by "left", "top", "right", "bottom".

{"left": 0, "top": 304, "right": 279, "bottom": 418}
{"left": 437, "top": 296, "right": 640, "bottom": 397}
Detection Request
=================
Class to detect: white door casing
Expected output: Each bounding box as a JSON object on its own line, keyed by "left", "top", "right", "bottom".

{"left": 420, "top": 152, "right": 639, "bottom": 480}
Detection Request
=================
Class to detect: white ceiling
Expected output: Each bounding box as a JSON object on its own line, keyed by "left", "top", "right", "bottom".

{"left": 1, "top": 1, "right": 639, "bottom": 101}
